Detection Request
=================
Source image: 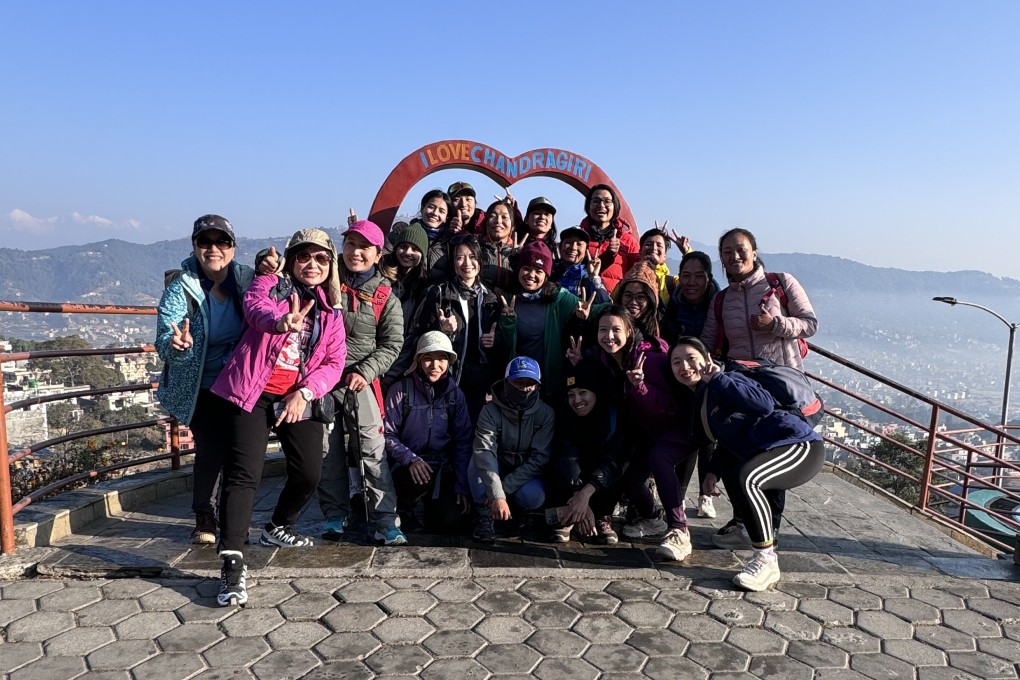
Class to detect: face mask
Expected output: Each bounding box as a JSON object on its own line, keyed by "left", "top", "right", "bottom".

{"left": 503, "top": 381, "right": 539, "bottom": 410}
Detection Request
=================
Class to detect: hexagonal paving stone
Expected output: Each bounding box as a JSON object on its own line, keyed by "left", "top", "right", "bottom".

{"left": 132, "top": 652, "right": 207, "bottom": 680}
{"left": 314, "top": 632, "right": 380, "bottom": 661}
{"left": 776, "top": 582, "right": 828, "bottom": 599}
{"left": 725, "top": 627, "right": 788, "bottom": 655}
{"left": 384, "top": 578, "right": 438, "bottom": 590}
{"left": 947, "top": 650, "right": 1019, "bottom": 678}
{"left": 786, "top": 640, "right": 850, "bottom": 669}
{"left": 943, "top": 609, "right": 1003, "bottom": 638}
{"left": 372, "top": 616, "right": 435, "bottom": 644}
{"left": 916, "top": 669, "right": 982, "bottom": 680}
{"left": 643, "top": 655, "right": 710, "bottom": 680}
{"left": 855, "top": 611, "right": 915, "bottom": 640}
{"left": 707, "top": 599, "right": 765, "bottom": 627}
{"left": 965, "top": 596, "right": 1020, "bottom": 624}
{"left": 473, "top": 577, "right": 524, "bottom": 591}
{"left": 826, "top": 587, "right": 883, "bottom": 611}
{"left": 420, "top": 658, "right": 490, "bottom": 680}
{"left": 267, "top": 621, "right": 331, "bottom": 649}
{"left": 429, "top": 580, "right": 484, "bottom": 603}
{"left": 885, "top": 639, "right": 948, "bottom": 666}
{"left": 744, "top": 589, "right": 798, "bottom": 612}
{"left": 364, "top": 646, "right": 433, "bottom": 675}
{"left": 336, "top": 580, "right": 395, "bottom": 603}
{"left": 605, "top": 580, "right": 659, "bottom": 601}
{"left": 302, "top": 660, "right": 373, "bottom": 680}
{"left": 527, "top": 629, "right": 590, "bottom": 657}
{"left": 566, "top": 590, "right": 620, "bottom": 614}
{"left": 202, "top": 637, "right": 272, "bottom": 668}
{"left": 821, "top": 627, "right": 882, "bottom": 654}
{"left": 139, "top": 587, "right": 197, "bottom": 612}
{"left": 627, "top": 628, "right": 688, "bottom": 656}
{"left": 476, "top": 643, "right": 542, "bottom": 675}
{"left": 277, "top": 592, "right": 338, "bottom": 621}
{"left": 101, "top": 580, "right": 162, "bottom": 600}
{"left": 251, "top": 650, "right": 321, "bottom": 679}
{"left": 1, "top": 580, "right": 64, "bottom": 599}
{"left": 475, "top": 615, "right": 536, "bottom": 644}
{"left": 583, "top": 643, "right": 647, "bottom": 673}
{"left": 851, "top": 651, "right": 917, "bottom": 679}
{"left": 859, "top": 582, "right": 910, "bottom": 598}
{"left": 670, "top": 613, "right": 728, "bottom": 642}
{"left": 0, "top": 643, "right": 43, "bottom": 674}
{"left": 87, "top": 639, "right": 159, "bottom": 671}
{"left": 616, "top": 601, "right": 673, "bottom": 629}
{"left": 245, "top": 582, "right": 297, "bottom": 609}
{"left": 749, "top": 655, "right": 814, "bottom": 679}
{"left": 175, "top": 600, "right": 237, "bottom": 624}
{"left": 424, "top": 629, "right": 486, "bottom": 657}
{"left": 321, "top": 602, "right": 388, "bottom": 633}
{"left": 474, "top": 590, "right": 530, "bottom": 615}
{"left": 426, "top": 602, "right": 486, "bottom": 630}
{"left": 221, "top": 608, "right": 286, "bottom": 638}
{"left": 291, "top": 578, "right": 347, "bottom": 594}
{"left": 685, "top": 641, "right": 750, "bottom": 672}
{"left": 44, "top": 626, "right": 116, "bottom": 656}
{"left": 883, "top": 597, "right": 941, "bottom": 625}
{"left": 78, "top": 599, "right": 142, "bottom": 627}
{"left": 764, "top": 610, "right": 823, "bottom": 641}
{"left": 914, "top": 624, "right": 978, "bottom": 652}
{"left": 157, "top": 623, "right": 225, "bottom": 653}
{"left": 9, "top": 655, "right": 87, "bottom": 680}
{"left": 534, "top": 657, "right": 600, "bottom": 680}
{"left": 910, "top": 588, "right": 967, "bottom": 610}
{"left": 379, "top": 590, "right": 438, "bottom": 616}
{"left": 796, "top": 598, "right": 856, "bottom": 628}
{"left": 39, "top": 585, "right": 102, "bottom": 611}
{"left": 115, "top": 611, "right": 181, "bottom": 640}
{"left": 978, "top": 637, "right": 1020, "bottom": 664}
{"left": 6, "top": 610, "right": 74, "bottom": 642}
{"left": 572, "top": 614, "right": 633, "bottom": 643}
{"left": 655, "top": 589, "right": 711, "bottom": 613}
{"left": 0, "top": 598, "right": 36, "bottom": 626}
{"left": 524, "top": 601, "right": 581, "bottom": 629}
{"left": 518, "top": 580, "right": 573, "bottom": 602}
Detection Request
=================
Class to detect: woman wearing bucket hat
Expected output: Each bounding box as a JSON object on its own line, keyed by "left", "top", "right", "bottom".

{"left": 383, "top": 331, "right": 474, "bottom": 534}
{"left": 209, "top": 228, "right": 347, "bottom": 606}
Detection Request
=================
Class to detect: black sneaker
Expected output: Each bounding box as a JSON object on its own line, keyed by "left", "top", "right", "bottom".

{"left": 217, "top": 552, "right": 248, "bottom": 607}
{"left": 473, "top": 514, "right": 495, "bottom": 542}
{"left": 259, "top": 523, "right": 314, "bottom": 547}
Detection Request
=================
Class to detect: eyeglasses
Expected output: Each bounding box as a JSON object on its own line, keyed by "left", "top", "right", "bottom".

{"left": 195, "top": 237, "right": 234, "bottom": 250}
{"left": 621, "top": 292, "right": 649, "bottom": 304}
{"left": 295, "top": 251, "right": 332, "bottom": 266}
{"left": 590, "top": 198, "right": 614, "bottom": 206}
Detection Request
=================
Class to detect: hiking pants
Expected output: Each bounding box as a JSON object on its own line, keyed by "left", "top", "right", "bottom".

{"left": 624, "top": 440, "right": 695, "bottom": 530}
{"left": 188, "top": 389, "right": 234, "bottom": 518}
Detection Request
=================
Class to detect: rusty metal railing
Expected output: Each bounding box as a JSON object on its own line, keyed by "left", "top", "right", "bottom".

{"left": 0, "top": 300, "right": 179, "bottom": 554}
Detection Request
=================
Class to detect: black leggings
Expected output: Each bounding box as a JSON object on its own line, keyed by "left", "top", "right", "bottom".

{"left": 392, "top": 463, "right": 470, "bottom": 534}
{"left": 722, "top": 440, "right": 825, "bottom": 548}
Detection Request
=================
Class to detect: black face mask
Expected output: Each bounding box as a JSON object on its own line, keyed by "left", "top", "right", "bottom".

{"left": 503, "top": 381, "right": 539, "bottom": 410}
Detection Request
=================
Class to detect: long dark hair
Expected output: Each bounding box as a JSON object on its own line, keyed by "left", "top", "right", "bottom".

{"left": 718, "top": 227, "right": 764, "bottom": 270}
{"left": 677, "top": 250, "right": 719, "bottom": 307}
{"left": 449, "top": 234, "right": 483, "bottom": 283}
{"left": 595, "top": 305, "right": 640, "bottom": 368}
{"left": 419, "top": 189, "right": 453, "bottom": 225}
{"left": 584, "top": 184, "right": 619, "bottom": 228}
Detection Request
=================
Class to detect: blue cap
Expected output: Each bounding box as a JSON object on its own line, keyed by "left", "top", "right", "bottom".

{"left": 505, "top": 356, "right": 541, "bottom": 384}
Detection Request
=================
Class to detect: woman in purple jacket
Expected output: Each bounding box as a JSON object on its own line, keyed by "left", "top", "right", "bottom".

{"left": 210, "top": 228, "right": 347, "bottom": 607}
{"left": 384, "top": 331, "right": 473, "bottom": 534}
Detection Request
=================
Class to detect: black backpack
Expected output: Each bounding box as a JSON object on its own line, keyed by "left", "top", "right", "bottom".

{"left": 725, "top": 358, "right": 824, "bottom": 426}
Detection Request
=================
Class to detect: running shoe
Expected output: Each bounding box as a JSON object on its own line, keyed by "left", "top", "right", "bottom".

{"left": 217, "top": 552, "right": 248, "bottom": 607}
{"left": 733, "top": 551, "right": 781, "bottom": 592}
{"left": 260, "top": 523, "right": 314, "bottom": 548}
{"left": 656, "top": 528, "right": 693, "bottom": 562}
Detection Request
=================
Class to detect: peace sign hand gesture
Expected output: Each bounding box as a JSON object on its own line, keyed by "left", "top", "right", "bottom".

{"left": 437, "top": 306, "right": 458, "bottom": 334}
{"left": 170, "top": 318, "right": 193, "bottom": 352}
{"left": 575, "top": 288, "right": 596, "bottom": 320}
{"left": 566, "top": 335, "right": 583, "bottom": 366}
{"left": 587, "top": 255, "right": 602, "bottom": 279}
{"left": 499, "top": 295, "right": 517, "bottom": 318}
{"left": 669, "top": 228, "right": 691, "bottom": 255}
{"left": 626, "top": 352, "right": 647, "bottom": 387}
{"left": 511, "top": 231, "right": 529, "bottom": 251}
{"left": 276, "top": 293, "right": 315, "bottom": 333}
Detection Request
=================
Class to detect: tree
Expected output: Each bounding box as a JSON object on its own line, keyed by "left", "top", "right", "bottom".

{"left": 26, "top": 335, "right": 124, "bottom": 387}
{"left": 858, "top": 432, "right": 928, "bottom": 506}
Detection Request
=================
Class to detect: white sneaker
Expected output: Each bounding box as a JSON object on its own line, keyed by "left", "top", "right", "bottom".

{"left": 711, "top": 522, "right": 752, "bottom": 550}
{"left": 656, "top": 528, "right": 692, "bottom": 562}
{"left": 733, "top": 551, "right": 780, "bottom": 591}
{"left": 622, "top": 514, "right": 667, "bottom": 539}
{"left": 697, "top": 495, "right": 717, "bottom": 518}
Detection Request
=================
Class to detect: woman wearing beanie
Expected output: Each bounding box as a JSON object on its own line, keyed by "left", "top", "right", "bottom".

{"left": 493, "top": 240, "right": 592, "bottom": 401}
{"left": 380, "top": 222, "right": 431, "bottom": 386}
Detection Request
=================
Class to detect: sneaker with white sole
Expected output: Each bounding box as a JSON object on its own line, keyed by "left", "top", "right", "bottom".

{"left": 321, "top": 515, "right": 348, "bottom": 540}
{"left": 733, "top": 551, "right": 781, "bottom": 591}
{"left": 697, "top": 495, "right": 717, "bottom": 518}
{"left": 656, "top": 528, "right": 693, "bottom": 562}
{"left": 217, "top": 552, "right": 248, "bottom": 607}
{"left": 596, "top": 516, "right": 619, "bottom": 545}
{"left": 621, "top": 513, "right": 667, "bottom": 539}
{"left": 260, "top": 523, "right": 314, "bottom": 548}
{"left": 711, "top": 522, "right": 752, "bottom": 550}
{"left": 374, "top": 526, "right": 408, "bottom": 546}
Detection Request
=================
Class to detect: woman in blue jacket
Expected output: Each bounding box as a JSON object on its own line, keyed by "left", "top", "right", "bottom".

{"left": 669, "top": 336, "right": 825, "bottom": 592}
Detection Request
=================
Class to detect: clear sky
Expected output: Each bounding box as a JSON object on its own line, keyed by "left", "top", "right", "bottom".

{"left": 1, "top": 1, "right": 1017, "bottom": 278}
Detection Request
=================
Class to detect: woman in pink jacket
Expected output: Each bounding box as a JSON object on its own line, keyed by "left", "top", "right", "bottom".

{"left": 210, "top": 228, "right": 346, "bottom": 607}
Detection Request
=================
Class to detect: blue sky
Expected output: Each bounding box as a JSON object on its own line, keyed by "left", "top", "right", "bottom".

{"left": 1, "top": 1, "right": 1018, "bottom": 278}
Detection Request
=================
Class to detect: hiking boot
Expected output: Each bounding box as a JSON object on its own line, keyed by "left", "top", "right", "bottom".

{"left": 733, "top": 551, "right": 781, "bottom": 592}
{"left": 191, "top": 513, "right": 217, "bottom": 545}
{"left": 217, "top": 552, "right": 248, "bottom": 607}
{"left": 374, "top": 526, "right": 408, "bottom": 546}
{"left": 697, "top": 495, "right": 717, "bottom": 518}
{"left": 596, "top": 516, "right": 619, "bottom": 545}
{"left": 260, "top": 523, "right": 314, "bottom": 548}
{"left": 321, "top": 514, "right": 348, "bottom": 540}
{"left": 712, "top": 522, "right": 752, "bottom": 550}
{"left": 473, "top": 513, "right": 495, "bottom": 543}
{"left": 656, "top": 527, "right": 693, "bottom": 562}
{"left": 551, "top": 525, "right": 572, "bottom": 543}
{"left": 621, "top": 513, "right": 667, "bottom": 539}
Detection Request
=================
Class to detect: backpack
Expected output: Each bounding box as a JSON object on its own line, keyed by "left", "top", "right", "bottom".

{"left": 725, "top": 358, "right": 824, "bottom": 426}
{"left": 713, "top": 272, "right": 809, "bottom": 359}
{"left": 398, "top": 374, "right": 458, "bottom": 437}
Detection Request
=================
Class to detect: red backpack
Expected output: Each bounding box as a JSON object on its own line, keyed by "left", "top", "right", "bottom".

{"left": 713, "top": 272, "right": 809, "bottom": 360}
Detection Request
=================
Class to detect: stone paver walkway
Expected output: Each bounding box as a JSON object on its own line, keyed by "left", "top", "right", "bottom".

{"left": 2, "top": 469, "right": 1018, "bottom": 678}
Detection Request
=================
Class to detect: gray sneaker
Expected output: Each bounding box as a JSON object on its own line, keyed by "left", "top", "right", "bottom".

{"left": 712, "top": 522, "right": 752, "bottom": 550}
{"left": 621, "top": 514, "right": 667, "bottom": 539}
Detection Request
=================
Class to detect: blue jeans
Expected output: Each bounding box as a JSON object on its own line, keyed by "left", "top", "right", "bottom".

{"left": 467, "top": 459, "right": 545, "bottom": 510}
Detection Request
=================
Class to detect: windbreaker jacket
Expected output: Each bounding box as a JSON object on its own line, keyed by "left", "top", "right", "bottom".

{"left": 155, "top": 257, "right": 256, "bottom": 424}
{"left": 700, "top": 267, "right": 817, "bottom": 371}
{"left": 411, "top": 281, "right": 501, "bottom": 384}
{"left": 472, "top": 382, "right": 555, "bottom": 500}
{"left": 383, "top": 372, "right": 473, "bottom": 495}
{"left": 210, "top": 274, "right": 347, "bottom": 412}
{"left": 580, "top": 216, "right": 640, "bottom": 295}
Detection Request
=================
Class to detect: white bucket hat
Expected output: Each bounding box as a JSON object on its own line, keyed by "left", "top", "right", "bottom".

{"left": 406, "top": 331, "right": 458, "bottom": 375}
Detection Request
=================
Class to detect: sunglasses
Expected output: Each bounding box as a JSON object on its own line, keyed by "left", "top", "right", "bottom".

{"left": 195, "top": 236, "right": 234, "bottom": 249}
{"left": 294, "top": 251, "right": 332, "bottom": 266}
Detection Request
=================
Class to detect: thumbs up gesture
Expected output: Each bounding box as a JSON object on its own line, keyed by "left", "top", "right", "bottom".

{"left": 276, "top": 293, "right": 315, "bottom": 333}
{"left": 347, "top": 208, "right": 358, "bottom": 227}
{"left": 437, "top": 306, "right": 458, "bottom": 334}
{"left": 481, "top": 322, "right": 497, "bottom": 349}
{"left": 258, "top": 246, "right": 280, "bottom": 275}
{"left": 170, "top": 318, "right": 193, "bottom": 352}
{"left": 608, "top": 229, "right": 622, "bottom": 255}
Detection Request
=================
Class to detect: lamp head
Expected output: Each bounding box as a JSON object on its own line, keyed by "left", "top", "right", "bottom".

{"left": 932, "top": 297, "right": 958, "bottom": 305}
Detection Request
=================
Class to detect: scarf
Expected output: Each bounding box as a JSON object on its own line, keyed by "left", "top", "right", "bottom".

{"left": 654, "top": 262, "right": 671, "bottom": 304}
{"left": 453, "top": 276, "right": 482, "bottom": 303}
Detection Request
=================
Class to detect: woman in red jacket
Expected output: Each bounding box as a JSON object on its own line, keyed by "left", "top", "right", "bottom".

{"left": 579, "top": 184, "right": 639, "bottom": 295}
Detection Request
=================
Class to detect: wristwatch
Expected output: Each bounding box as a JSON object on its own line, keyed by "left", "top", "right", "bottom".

{"left": 298, "top": 387, "right": 314, "bottom": 401}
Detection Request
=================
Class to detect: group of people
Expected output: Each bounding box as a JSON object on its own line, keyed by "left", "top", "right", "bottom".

{"left": 156, "top": 181, "right": 822, "bottom": 607}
